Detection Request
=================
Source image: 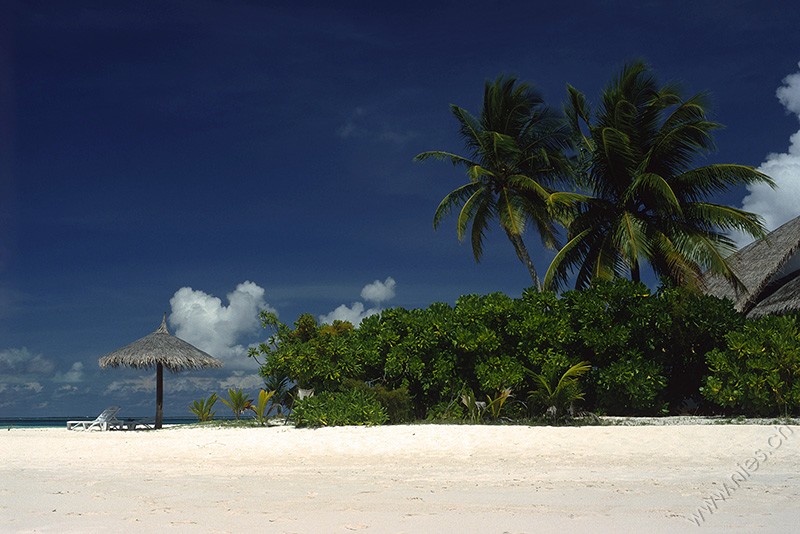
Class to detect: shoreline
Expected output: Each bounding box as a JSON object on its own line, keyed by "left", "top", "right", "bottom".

{"left": 5, "top": 413, "right": 800, "bottom": 430}
{"left": 3, "top": 424, "right": 799, "bottom": 532}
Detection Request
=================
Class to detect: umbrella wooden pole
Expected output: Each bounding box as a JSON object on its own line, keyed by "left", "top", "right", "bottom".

{"left": 156, "top": 362, "right": 164, "bottom": 429}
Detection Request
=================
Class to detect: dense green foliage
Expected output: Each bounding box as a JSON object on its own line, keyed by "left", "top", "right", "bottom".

{"left": 253, "top": 280, "right": 753, "bottom": 419}
{"left": 344, "top": 380, "right": 414, "bottom": 424}
{"left": 291, "top": 388, "right": 389, "bottom": 428}
{"left": 703, "top": 314, "right": 800, "bottom": 416}
{"left": 546, "top": 61, "right": 772, "bottom": 291}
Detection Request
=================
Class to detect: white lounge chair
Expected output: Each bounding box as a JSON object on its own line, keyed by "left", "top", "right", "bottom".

{"left": 66, "top": 406, "right": 123, "bottom": 431}
{"left": 120, "top": 417, "right": 155, "bottom": 430}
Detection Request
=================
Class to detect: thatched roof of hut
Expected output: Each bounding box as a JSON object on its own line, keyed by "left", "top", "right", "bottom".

{"left": 98, "top": 315, "right": 223, "bottom": 372}
{"left": 701, "top": 215, "right": 800, "bottom": 318}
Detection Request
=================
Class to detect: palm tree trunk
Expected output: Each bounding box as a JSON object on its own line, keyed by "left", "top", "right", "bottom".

{"left": 631, "top": 260, "right": 641, "bottom": 283}
{"left": 505, "top": 229, "right": 541, "bottom": 290}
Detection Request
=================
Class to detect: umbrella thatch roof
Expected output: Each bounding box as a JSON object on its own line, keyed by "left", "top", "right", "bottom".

{"left": 701, "top": 215, "right": 800, "bottom": 318}
{"left": 99, "top": 315, "right": 223, "bottom": 372}
{"left": 98, "top": 315, "right": 223, "bottom": 429}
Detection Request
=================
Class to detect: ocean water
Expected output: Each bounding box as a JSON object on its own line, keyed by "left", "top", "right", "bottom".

{"left": 0, "top": 417, "right": 200, "bottom": 428}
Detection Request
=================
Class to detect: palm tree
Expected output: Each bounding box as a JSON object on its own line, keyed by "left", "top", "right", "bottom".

{"left": 544, "top": 61, "right": 774, "bottom": 291}
{"left": 415, "top": 76, "right": 572, "bottom": 289}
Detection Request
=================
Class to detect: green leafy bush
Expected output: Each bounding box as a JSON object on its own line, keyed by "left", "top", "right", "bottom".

{"left": 372, "top": 384, "right": 414, "bottom": 424}
{"left": 475, "top": 354, "right": 526, "bottom": 393}
{"left": 594, "top": 355, "right": 667, "bottom": 415}
{"left": 342, "top": 379, "right": 414, "bottom": 424}
{"left": 292, "top": 389, "right": 388, "bottom": 428}
{"left": 703, "top": 314, "right": 800, "bottom": 416}
{"left": 425, "top": 400, "right": 464, "bottom": 421}
{"left": 649, "top": 285, "right": 744, "bottom": 411}
{"left": 250, "top": 279, "right": 745, "bottom": 419}
{"left": 256, "top": 313, "right": 359, "bottom": 392}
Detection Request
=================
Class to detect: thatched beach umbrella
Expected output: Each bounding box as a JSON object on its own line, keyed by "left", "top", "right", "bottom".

{"left": 99, "top": 315, "right": 223, "bottom": 429}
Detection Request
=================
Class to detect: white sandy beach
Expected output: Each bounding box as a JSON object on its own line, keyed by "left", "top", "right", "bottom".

{"left": 2, "top": 423, "right": 799, "bottom": 533}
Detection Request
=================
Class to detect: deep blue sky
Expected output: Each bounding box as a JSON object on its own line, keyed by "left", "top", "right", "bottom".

{"left": 2, "top": 0, "right": 800, "bottom": 418}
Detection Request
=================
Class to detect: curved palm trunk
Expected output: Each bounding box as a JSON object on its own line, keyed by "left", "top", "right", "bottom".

{"left": 630, "top": 260, "right": 641, "bottom": 284}
{"left": 505, "top": 229, "right": 541, "bottom": 290}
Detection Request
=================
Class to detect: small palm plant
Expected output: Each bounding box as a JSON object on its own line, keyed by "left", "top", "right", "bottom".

{"left": 249, "top": 389, "right": 277, "bottom": 426}
{"left": 263, "top": 376, "right": 292, "bottom": 415}
{"left": 461, "top": 389, "right": 487, "bottom": 423}
{"left": 486, "top": 388, "right": 513, "bottom": 421}
{"left": 220, "top": 388, "right": 253, "bottom": 421}
{"left": 528, "top": 361, "right": 591, "bottom": 423}
{"left": 190, "top": 393, "right": 218, "bottom": 422}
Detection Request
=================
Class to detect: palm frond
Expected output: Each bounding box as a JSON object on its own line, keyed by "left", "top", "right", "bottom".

{"left": 498, "top": 188, "right": 527, "bottom": 237}
{"left": 624, "top": 172, "right": 682, "bottom": 215}
{"left": 413, "top": 150, "right": 480, "bottom": 168}
{"left": 544, "top": 228, "right": 591, "bottom": 290}
{"left": 672, "top": 164, "right": 774, "bottom": 200}
{"left": 456, "top": 187, "right": 489, "bottom": 241}
{"left": 450, "top": 104, "right": 486, "bottom": 155}
{"left": 613, "top": 211, "right": 652, "bottom": 267}
{"left": 433, "top": 182, "right": 481, "bottom": 230}
{"left": 468, "top": 193, "right": 495, "bottom": 261}
{"left": 682, "top": 202, "right": 768, "bottom": 238}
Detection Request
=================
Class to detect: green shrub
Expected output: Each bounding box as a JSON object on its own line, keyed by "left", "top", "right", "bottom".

{"left": 650, "top": 285, "right": 744, "bottom": 411}
{"left": 425, "top": 400, "right": 464, "bottom": 421}
{"left": 342, "top": 379, "right": 414, "bottom": 424}
{"left": 292, "top": 389, "right": 388, "bottom": 428}
{"left": 250, "top": 280, "right": 745, "bottom": 420}
{"left": 372, "top": 384, "right": 414, "bottom": 424}
{"left": 703, "top": 314, "right": 800, "bottom": 416}
{"left": 594, "top": 355, "right": 667, "bottom": 415}
{"left": 475, "top": 354, "right": 526, "bottom": 393}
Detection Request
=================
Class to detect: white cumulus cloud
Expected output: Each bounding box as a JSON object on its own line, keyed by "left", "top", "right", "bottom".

{"left": 169, "top": 281, "right": 275, "bottom": 365}
{"left": 0, "top": 347, "right": 56, "bottom": 375}
{"left": 360, "top": 277, "right": 396, "bottom": 303}
{"left": 105, "top": 376, "right": 155, "bottom": 395}
{"left": 54, "top": 362, "right": 85, "bottom": 383}
{"left": 24, "top": 382, "right": 43, "bottom": 393}
{"left": 0, "top": 347, "right": 105, "bottom": 412}
{"left": 319, "top": 277, "right": 397, "bottom": 325}
{"left": 319, "top": 302, "right": 381, "bottom": 326}
{"left": 737, "top": 62, "right": 800, "bottom": 246}
{"left": 219, "top": 371, "right": 265, "bottom": 391}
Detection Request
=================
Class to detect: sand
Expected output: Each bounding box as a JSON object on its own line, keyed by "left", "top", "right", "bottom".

{"left": 2, "top": 423, "right": 799, "bottom": 533}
